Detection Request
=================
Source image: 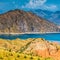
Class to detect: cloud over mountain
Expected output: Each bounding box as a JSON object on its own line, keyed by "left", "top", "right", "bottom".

{"left": 22, "top": 0, "right": 58, "bottom": 11}
{"left": 22, "top": 0, "right": 47, "bottom": 9}
{"left": 43, "top": 5, "right": 58, "bottom": 11}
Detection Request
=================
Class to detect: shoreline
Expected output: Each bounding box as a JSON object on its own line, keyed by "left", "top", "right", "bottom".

{"left": 0, "top": 32, "right": 60, "bottom": 35}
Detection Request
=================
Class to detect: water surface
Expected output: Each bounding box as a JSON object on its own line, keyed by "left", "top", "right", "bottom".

{"left": 0, "top": 33, "right": 60, "bottom": 41}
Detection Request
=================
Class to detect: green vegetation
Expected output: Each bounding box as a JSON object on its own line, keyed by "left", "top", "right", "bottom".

{"left": 19, "top": 38, "right": 35, "bottom": 53}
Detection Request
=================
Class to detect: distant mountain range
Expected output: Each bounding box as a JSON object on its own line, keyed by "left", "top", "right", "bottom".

{"left": 30, "top": 9, "right": 60, "bottom": 25}
{"left": 0, "top": 9, "right": 60, "bottom": 33}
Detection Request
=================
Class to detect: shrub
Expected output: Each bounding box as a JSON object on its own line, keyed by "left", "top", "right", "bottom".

{"left": 30, "top": 56, "right": 33, "bottom": 59}
{"left": 24, "top": 55, "right": 27, "bottom": 58}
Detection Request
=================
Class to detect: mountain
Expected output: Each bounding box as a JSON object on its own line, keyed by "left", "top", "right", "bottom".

{"left": 30, "top": 9, "right": 53, "bottom": 19}
{"left": 30, "top": 9, "right": 60, "bottom": 25}
{"left": 0, "top": 9, "right": 60, "bottom": 33}
{"left": 58, "top": 26, "right": 60, "bottom": 29}
{"left": 50, "top": 11, "right": 60, "bottom": 25}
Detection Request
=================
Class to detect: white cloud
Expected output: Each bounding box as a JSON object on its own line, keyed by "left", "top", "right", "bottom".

{"left": 22, "top": 0, "right": 47, "bottom": 9}
{"left": 45, "top": 5, "right": 57, "bottom": 10}
{"left": 21, "top": 0, "right": 58, "bottom": 11}
{"left": 42, "top": 5, "right": 58, "bottom": 11}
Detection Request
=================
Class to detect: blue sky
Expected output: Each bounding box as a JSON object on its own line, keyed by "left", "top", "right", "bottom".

{"left": 0, "top": 0, "right": 60, "bottom": 14}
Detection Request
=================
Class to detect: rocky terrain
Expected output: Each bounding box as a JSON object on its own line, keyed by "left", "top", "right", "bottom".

{"left": 0, "top": 38, "right": 60, "bottom": 60}
{"left": 0, "top": 9, "right": 60, "bottom": 33}
{"left": 58, "top": 26, "right": 60, "bottom": 28}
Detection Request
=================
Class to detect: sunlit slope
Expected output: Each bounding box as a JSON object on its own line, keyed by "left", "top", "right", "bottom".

{"left": 0, "top": 38, "right": 60, "bottom": 60}
{"left": 0, "top": 49, "right": 54, "bottom": 60}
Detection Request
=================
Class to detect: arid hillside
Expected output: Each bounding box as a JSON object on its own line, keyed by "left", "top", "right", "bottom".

{"left": 0, "top": 9, "right": 60, "bottom": 33}
{"left": 0, "top": 38, "right": 60, "bottom": 60}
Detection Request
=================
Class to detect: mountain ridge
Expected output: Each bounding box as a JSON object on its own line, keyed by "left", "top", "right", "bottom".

{"left": 30, "top": 9, "right": 60, "bottom": 25}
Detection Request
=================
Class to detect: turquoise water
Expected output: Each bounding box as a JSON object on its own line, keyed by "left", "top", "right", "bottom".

{"left": 0, "top": 33, "right": 60, "bottom": 41}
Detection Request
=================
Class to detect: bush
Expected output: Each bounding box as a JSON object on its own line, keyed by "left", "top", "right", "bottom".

{"left": 30, "top": 56, "right": 33, "bottom": 59}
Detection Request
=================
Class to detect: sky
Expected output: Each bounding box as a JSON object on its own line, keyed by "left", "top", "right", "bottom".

{"left": 0, "top": 0, "right": 60, "bottom": 14}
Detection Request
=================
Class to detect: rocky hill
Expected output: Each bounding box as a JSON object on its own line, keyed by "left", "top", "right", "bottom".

{"left": 0, "top": 38, "right": 60, "bottom": 60}
{"left": 0, "top": 9, "right": 60, "bottom": 33}
{"left": 22, "top": 38, "right": 60, "bottom": 60}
